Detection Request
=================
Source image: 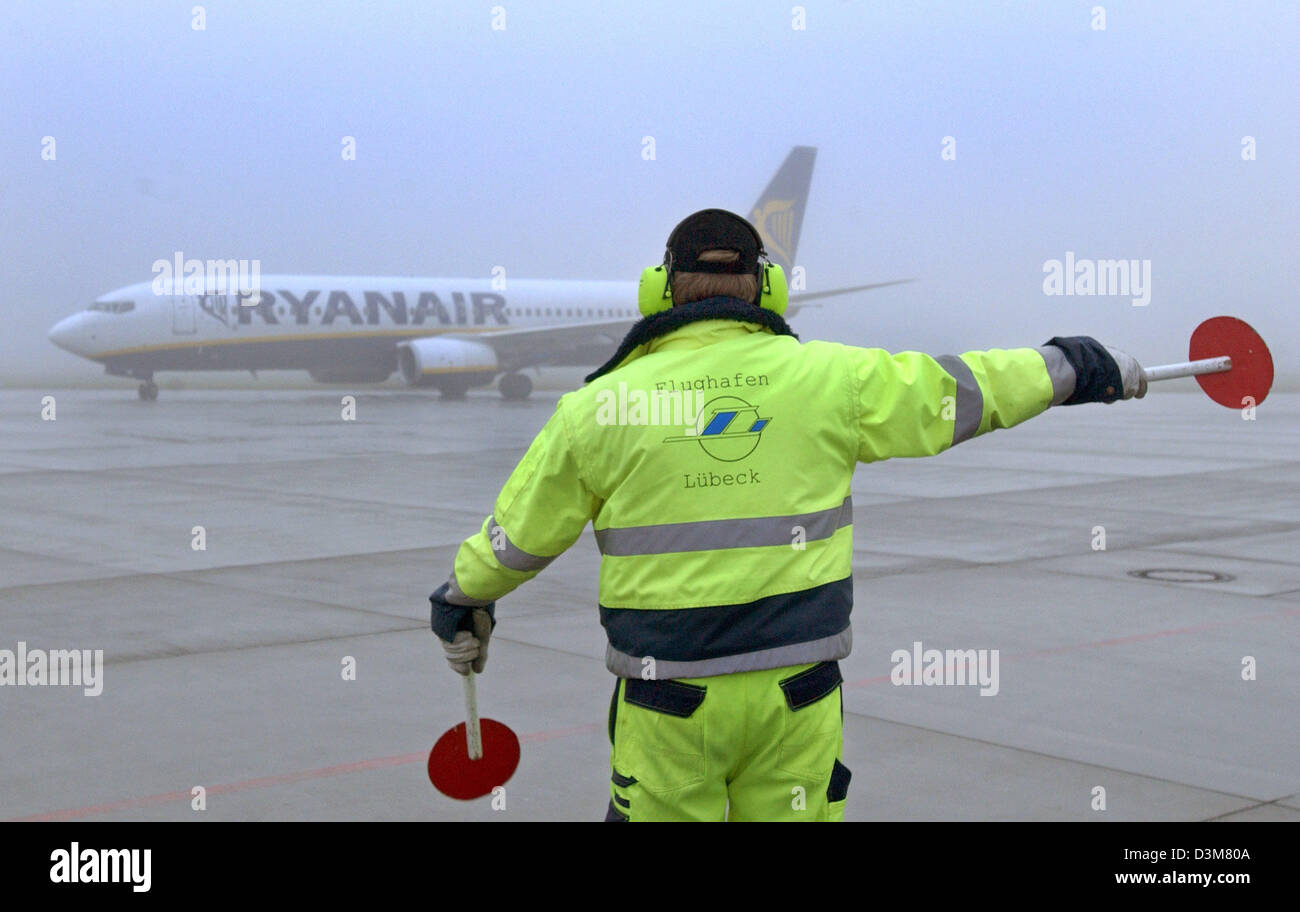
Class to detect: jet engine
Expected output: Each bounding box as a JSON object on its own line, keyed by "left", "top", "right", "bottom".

{"left": 397, "top": 337, "right": 498, "bottom": 393}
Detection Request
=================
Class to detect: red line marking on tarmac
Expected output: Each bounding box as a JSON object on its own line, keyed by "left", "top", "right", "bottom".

{"left": 14, "top": 606, "right": 1298, "bottom": 822}
{"left": 9, "top": 722, "right": 602, "bottom": 822}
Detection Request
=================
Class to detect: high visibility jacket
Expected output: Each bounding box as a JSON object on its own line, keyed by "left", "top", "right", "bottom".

{"left": 442, "top": 302, "right": 1079, "bottom": 678}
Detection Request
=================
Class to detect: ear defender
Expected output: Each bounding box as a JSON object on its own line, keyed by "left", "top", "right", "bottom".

{"left": 757, "top": 262, "right": 788, "bottom": 316}
{"left": 639, "top": 209, "right": 790, "bottom": 318}
{"left": 637, "top": 265, "right": 673, "bottom": 317}
{"left": 638, "top": 262, "right": 789, "bottom": 317}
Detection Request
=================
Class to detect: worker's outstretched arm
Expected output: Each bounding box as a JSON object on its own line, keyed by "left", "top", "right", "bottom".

{"left": 430, "top": 398, "right": 600, "bottom": 660}
{"left": 852, "top": 335, "right": 1145, "bottom": 463}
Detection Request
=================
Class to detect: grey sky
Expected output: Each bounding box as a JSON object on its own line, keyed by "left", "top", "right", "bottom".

{"left": 2, "top": 0, "right": 1295, "bottom": 385}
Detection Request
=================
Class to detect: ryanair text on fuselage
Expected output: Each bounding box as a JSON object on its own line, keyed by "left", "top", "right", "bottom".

{"left": 207, "top": 289, "right": 509, "bottom": 327}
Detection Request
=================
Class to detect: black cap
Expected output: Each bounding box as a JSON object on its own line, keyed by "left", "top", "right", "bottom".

{"left": 665, "top": 209, "right": 764, "bottom": 275}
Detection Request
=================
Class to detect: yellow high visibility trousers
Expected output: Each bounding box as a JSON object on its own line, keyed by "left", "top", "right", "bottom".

{"left": 605, "top": 661, "right": 850, "bottom": 822}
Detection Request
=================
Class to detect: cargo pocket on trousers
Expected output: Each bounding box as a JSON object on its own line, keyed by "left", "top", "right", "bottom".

{"left": 606, "top": 680, "right": 636, "bottom": 820}
{"left": 775, "top": 662, "right": 843, "bottom": 781}
{"left": 826, "top": 758, "right": 851, "bottom": 822}
{"left": 606, "top": 765, "right": 637, "bottom": 821}
{"left": 616, "top": 677, "right": 707, "bottom": 794}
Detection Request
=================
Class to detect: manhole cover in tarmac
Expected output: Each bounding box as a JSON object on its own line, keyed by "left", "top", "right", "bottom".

{"left": 1128, "top": 568, "right": 1236, "bottom": 584}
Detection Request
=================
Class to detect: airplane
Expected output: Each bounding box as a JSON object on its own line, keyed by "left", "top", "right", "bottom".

{"left": 47, "top": 146, "right": 908, "bottom": 400}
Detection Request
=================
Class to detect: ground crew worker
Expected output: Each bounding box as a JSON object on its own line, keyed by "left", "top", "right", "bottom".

{"left": 429, "top": 208, "right": 1148, "bottom": 821}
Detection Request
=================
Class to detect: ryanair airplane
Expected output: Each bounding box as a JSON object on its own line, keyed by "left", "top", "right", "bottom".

{"left": 47, "top": 147, "right": 905, "bottom": 400}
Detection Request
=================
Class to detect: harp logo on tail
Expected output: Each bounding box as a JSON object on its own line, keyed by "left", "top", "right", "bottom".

{"left": 751, "top": 199, "right": 796, "bottom": 265}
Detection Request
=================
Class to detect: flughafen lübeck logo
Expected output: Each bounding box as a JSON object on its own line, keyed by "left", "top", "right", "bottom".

{"left": 663, "top": 396, "right": 771, "bottom": 462}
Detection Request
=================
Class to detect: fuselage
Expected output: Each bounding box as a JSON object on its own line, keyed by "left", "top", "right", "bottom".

{"left": 48, "top": 276, "right": 642, "bottom": 381}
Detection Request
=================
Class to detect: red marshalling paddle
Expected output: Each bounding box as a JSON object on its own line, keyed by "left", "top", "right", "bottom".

{"left": 1143, "top": 316, "right": 1273, "bottom": 408}
{"left": 427, "top": 671, "right": 520, "bottom": 800}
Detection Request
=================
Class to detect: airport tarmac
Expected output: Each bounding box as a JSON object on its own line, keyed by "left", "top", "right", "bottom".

{"left": 0, "top": 385, "right": 1296, "bottom": 821}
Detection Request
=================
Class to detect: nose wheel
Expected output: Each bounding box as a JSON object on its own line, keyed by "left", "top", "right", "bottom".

{"left": 137, "top": 380, "right": 159, "bottom": 401}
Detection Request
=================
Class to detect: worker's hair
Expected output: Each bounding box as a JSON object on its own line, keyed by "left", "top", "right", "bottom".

{"left": 671, "top": 249, "right": 758, "bottom": 306}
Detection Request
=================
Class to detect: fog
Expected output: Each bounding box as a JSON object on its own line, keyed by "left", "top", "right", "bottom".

{"left": 2, "top": 0, "right": 1295, "bottom": 388}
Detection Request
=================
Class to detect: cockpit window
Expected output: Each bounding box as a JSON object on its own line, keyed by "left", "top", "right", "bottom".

{"left": 88, "top": 301, "right": 135, "bottom": 313}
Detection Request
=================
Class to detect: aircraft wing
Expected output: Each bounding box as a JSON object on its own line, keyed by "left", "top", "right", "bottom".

{"left": 788, "top": 278, "right": 914, "bottom": 306}
{"left": 448, "top": 318, "right": 639, "bottom": 370}
{"left": 456, "top": 277, "right": 914, "bottom": 369}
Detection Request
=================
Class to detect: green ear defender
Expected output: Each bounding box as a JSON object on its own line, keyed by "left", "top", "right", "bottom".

{"left": 638, "top": 208, "right": 790, "bottom": 318}
{"left": 636, "top": 262, "right": 788, "bottom": 317}
{"left": 759, "top": 262, "right": 789, "bottom": 316}
{"left": 637, "top": 265, "right": 673, "bottom": 317}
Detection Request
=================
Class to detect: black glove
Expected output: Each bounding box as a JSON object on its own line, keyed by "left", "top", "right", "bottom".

{"left": 1044, "top": 336, "right": 1130, "bottom": 404}
{"left": 430, "top": 582, "right": 498, "bottom": 675}
{"left": 429, "top": 581, "right": 496, "bottom": 642}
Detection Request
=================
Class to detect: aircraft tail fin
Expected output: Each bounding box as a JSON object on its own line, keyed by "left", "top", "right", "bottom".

{"left": 748, "top": 146, "right": 816, "bottom": 274}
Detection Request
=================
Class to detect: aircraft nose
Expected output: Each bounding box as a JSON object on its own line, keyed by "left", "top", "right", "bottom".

{"left": 48, "top": 314, "right": 87, "bottom": 355}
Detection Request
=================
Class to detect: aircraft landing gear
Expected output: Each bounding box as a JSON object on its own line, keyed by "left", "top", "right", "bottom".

{"left": 498, "top": 372, "right": 533, "bottom": 401}
{"left": 137, "top": 379, "right": 159, "bottom": 401}
{"left": 436, "top": 376, "right": 472, "bottom": 399}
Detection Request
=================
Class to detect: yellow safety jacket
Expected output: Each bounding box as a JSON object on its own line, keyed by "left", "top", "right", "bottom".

{"left": 439, "top": 298, "right": 1078, "bottom": 678}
